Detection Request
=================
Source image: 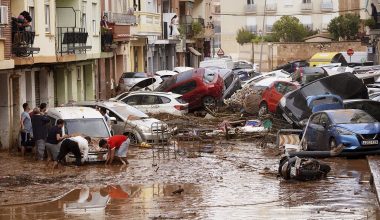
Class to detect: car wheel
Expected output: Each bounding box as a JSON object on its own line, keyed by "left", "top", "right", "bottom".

{"left": 203, "top": 96, "right": 216, "bottom": 109}
{"left": 124, "top": 132, "right": 138, "bottom": 144}
{"left": 329, "top": 138, "right": 337, "bottom": 151}
{"left": 258, "top": 102, "right": 268, "bottom": 117}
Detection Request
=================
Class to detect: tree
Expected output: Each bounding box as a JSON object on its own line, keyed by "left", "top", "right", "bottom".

{"left": 271, "top": 16, "right": 308, "bottom": 42}
{"left": 236, "top": 28, "right": 255, "bottom": 46}
{"left": 327, "top": 13, "right": 360, "bottom": 41}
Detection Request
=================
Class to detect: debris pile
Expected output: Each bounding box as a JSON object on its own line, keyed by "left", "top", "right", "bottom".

{"left": 224, "top": 86, "right": 263, "bottom": 114}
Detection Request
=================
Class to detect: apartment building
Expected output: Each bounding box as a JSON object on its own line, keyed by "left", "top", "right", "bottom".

{"left": 221, "top": 0, "right": 339, "bottom": 59}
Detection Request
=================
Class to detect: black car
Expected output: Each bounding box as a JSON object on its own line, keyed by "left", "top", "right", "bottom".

{"left": 279, "top": 72, "right": 369, "bottom": 127}
{"left": 274, "top": 60, "right": 309, "bottom": 74}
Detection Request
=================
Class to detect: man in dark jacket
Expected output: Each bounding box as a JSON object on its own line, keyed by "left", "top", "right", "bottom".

{"left": 31, "top": 104, "right": 50, "bottom": 160}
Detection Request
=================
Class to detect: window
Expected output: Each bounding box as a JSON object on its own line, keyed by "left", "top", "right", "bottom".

{"left": 82, "top": 1, "right": 87, "bottom": 29}
{"left": 171, "top": 81, "right": 197, "bottom": 95}
{"left": 92, "top": 3, "right": 97, "bottom": 35}
{"left": 28, "top": 0, "right": 35, "bottom": 31}
{"left": 303, "top": 0, "right": 311, "bottom": 3}
{"left": 123, "top": 95, "right": 141, "bottom": 105}
{"left": 310, "top": 114, "right": 321, "bottom": 124}
{"left": 160, "top": 96, "right": 171, "bottom": 104}
{"left": 275, "top": 82, "right": 288, "bottom": 95}
{"left": 224, "top": 74, "right": 234, "bottom": 88}
{"left": 141, "top": 95, "right": 162, "bottom": 105}
{"left": 247, "top": 0, "right": 254, "bottom": 4}
{"left": 319, "top": 114, "right": 330, "bottom": 126}
{"left": 44, "top": 0, "right": 50, "bottom": 32}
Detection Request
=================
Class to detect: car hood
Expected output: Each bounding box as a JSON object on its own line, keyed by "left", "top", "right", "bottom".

{"left": 335, "top": 123, "right": 380, "bottom": 134}
{"left": 128, "top": 117, "right": 167, "bottom": 130}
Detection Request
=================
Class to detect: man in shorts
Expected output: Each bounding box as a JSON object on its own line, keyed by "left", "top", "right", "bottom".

{"left": 99, "top": 135, "right": 129, "bottom": 165}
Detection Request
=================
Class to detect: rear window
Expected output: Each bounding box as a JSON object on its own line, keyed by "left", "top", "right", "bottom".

{"left": 156, "top": 70, "right": 194, "bottom": 91}
{"left": 175, "top": 97, "right": 187, "bottom": 104}
{"left": 171, "top": 81, "right": 197, "bottom": 94}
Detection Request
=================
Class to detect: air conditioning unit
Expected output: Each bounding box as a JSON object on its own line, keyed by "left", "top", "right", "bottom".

{"left": 0, "top": 6, "right": 8, "bottom": 25}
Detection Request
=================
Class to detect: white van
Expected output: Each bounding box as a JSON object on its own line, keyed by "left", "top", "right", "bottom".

{"left": 200, "top": 58, "right": 234, "bottom": 69}
{"left": 46, "top": 107, "right": 111, "bottom": 162}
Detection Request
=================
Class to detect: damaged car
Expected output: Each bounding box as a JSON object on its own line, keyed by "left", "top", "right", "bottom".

{"left": 204, "top": 66, "right": 242, "bottom": 99}
{"left": 303, "top": 109, "right": 380, "bottom": 152}
{"left": 118, "top": 72, "right": 150, "bottom": 91}
{"left": 155, "top": 68, "right": 224, "bottom": 110}
{"left": 279, "top": 72, "right": 368, "bottom": 127}
{"left": 74, "top": 101, "right": 170, "bottom": 144}
{"left": 46, "top": 107, "right": 111, "bottom": 162}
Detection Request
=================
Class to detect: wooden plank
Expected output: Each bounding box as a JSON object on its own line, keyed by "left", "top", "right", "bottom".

{"left": 367, "top": 155, "right": 380, "bottom": 205}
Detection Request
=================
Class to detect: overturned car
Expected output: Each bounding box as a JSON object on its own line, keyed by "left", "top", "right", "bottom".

{"left": 279, "top": 72, "right": 369, "bottom": 127}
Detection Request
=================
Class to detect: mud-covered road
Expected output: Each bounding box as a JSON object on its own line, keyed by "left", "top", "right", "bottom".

{"left": 0, "top": 141, "right": 379, "bottom": 219}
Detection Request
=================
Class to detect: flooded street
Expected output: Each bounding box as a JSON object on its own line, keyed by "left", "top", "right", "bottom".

{"left": 0, "top": 141, "right": 379, "bottom": 219}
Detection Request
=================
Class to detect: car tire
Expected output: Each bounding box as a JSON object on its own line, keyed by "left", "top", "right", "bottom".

{"left": 258, "top": 102, "right": 268, "bottom": 117}
{"left": 124, "top": 132, "right": 138, "bottom": 144}
{"left": 329, "top": 138, "right": 337, "bottom": 151}
{"left": 203, "top": 96, "right": 216, "bottom": 109}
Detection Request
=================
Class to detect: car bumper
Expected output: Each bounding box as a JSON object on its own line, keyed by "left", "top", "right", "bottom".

{"left": 336, "top": 135, "right": 380, "bottom": 151}
{"left": 65, "top": 151, "right": 108, "bottom": 163}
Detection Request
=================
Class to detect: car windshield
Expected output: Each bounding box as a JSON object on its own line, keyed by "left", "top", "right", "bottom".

{"left": 122, "top": 72, "right": 147, "bottom": 78}
{"left": 109, "top": 106, "right": 149, "bottom": 120}
{"left": 65, "top": 119, "right": 109, "bottom": 138}
{"left": 331, "top": 111, "right": 377, "bottom": 124}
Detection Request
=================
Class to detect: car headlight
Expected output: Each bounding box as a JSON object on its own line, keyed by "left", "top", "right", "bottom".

{"left": 280, "top": 97, "right": 286, "bottom": 107}
{"left": 336, "top": 127, "right": 355, "bottom": 135}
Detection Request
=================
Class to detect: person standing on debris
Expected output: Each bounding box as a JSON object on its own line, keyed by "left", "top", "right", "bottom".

{"left": 99, "top": 135, "right": 130, "bottom": 165}
{"left": 372, "top": 3, "right": 378, "bottom": 24}
{"left": 20, "top": 103, "right": 33, "bottom": 157}
{"left": 46, "top": 119, "right": 69, "bottom": 162}
{"left": 31, "top": 106, "right": 50, "bottom": 160}
{"left": 53, "top": 136, "right": 91, "bottom": 167}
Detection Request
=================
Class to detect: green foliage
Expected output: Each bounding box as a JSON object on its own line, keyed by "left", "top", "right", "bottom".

{"left": 327, "top": 13, "right": 360, "bottom": 41}
{"left": 236, "top": 28, "right": 255, "bottom": 45}
{"left": 364, "top": 18, "right": 376, "bottom": 28}
{"left": 191, "top": 21, "right": 203, "bottom": 36}
{"left": 178, "top": 24, "right": 186, "bottom": 38}
{"left": 271, "top": 16, "right": 308, "bottom": 42}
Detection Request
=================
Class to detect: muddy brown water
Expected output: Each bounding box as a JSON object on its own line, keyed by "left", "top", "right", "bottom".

{"left": 0, "top": 142, "right": 379, "bottom": 219}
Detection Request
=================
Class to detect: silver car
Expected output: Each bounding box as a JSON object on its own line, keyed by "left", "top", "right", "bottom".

{"left": 119, "top": 72, "right": 150, "bottom": 91}
{"left": 74, "top": 101, "right": 170, "bottom": 144}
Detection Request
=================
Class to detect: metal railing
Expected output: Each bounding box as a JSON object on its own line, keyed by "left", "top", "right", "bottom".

{"left": 12, "top": 30, "right": 40, "bottom": 57}
{"left": 56, "top": 27, "right": 91, "bottom": 55}
{"left": 244, "top": 4, "right": 257, "bottom": 13}
{"left": 101, "top": 30, "right": 113, "bottom": 52}
{"left": 320, "top": 2, "right": 333, "bottom": 11}
{"left": 108, "top": 13, "right": 137, "bottom": 24}
{"left": 301, "top": 2, "right": 313, "bottom": 10}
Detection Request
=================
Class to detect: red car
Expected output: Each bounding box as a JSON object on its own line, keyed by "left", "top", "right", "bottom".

{"left": 156, "top": 68, "right": 224, "bottom": 110}
{"left": 258, "top": 79, "right": 299, "bottom": 116}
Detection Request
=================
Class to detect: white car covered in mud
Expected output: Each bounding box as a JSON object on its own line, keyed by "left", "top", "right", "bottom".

{"left": 46, "top": 107, "right": 111, "bottom": 162}
{"left": 74, "top": 101, "right": 170, "bottom": 144}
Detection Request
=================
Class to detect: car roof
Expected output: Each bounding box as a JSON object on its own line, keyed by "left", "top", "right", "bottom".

{"left": 47, "top": 107, "right": 103, "bottom": 119}
{"left": 74, "top": 100, "right": 130, "bottom": 108}
{"left": 343, "top": 99, "right": 380, "bottom": 103}
{"left": 322, "top": 109, "right": 365, "bottom": 114}
{"left": 155, "top": 70, "right": 177, "bottom": 76}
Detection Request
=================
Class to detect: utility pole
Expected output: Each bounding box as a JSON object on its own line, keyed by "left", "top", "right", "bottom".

{"left": 259, "top": 0, "right": 267, "bottom": 73}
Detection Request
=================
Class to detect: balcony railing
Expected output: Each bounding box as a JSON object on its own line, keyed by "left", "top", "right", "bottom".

{"left": 265, "top": 3, "right": 277, "bottom": 12}
{"left": 320, "top": 2, "right": 333, "bottom": 11}
{"left": 12, "top": 31, "right": 40, "bottom": 57}
{"left": 301, "top": 2, "right": 313, "bottom": 11}
{"left": 101, "top": 29, "right": 113, "bottom": 52}
{"left": 106, "top": 12, "right": 137, "bottom": 25}
{"left": 180, "top": 16, "right": 207, "bottom": 38}
{"left": 56, "top": 27, "right": 92, "bottom": 55}
{"left": 244, "top": 4, "right": 257, "bottom": 14}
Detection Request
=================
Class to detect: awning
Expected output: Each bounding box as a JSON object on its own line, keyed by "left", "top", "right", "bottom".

{"left": 188, "top": 47, "right": 201, "bottom": 56}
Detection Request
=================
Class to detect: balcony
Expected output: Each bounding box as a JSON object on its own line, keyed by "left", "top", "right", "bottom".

{"left": 180, "top": 16, "right": 208, "bottom": 39}
{"left": 265, "top": 3, "right": 277, "bottom": 12}
{"left": 244, "top": 4, "right": 257, "bottom": 14}
{"left": 301, "top": 2, "right": 313, "bottom": 11}
{"left": 12, "top": 31, "right": 40, "bottom": 57}
{"left": 106, "top": 12, "right": 137, "bottom": 25}
{"left": 101, "top": 30, "right": 113, "bottom": 52}
{"left": 107, "top": 23, "right": 132, "bottom": 42}
{"left": 56, "top": 27, "right": 91, "bottom": 55}
{"left": 320, "top": 2, "right": 333, "bottom": 11}
{"left": 133, "top": 12, "right": 161, "bottom": 36}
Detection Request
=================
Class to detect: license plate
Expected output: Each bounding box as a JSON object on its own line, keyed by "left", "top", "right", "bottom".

{"left": 282, "top": 113, "right": 293, "bottom": 124}
{"left": 362, "top": 140, "right": 379, "bottom": 145}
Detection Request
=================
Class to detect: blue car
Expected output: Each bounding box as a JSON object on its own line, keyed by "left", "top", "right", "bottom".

{"left": 304, "top": 109, "right": 380, "bottom": 151}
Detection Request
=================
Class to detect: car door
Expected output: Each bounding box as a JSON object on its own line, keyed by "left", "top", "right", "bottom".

{"left": 107, "top": 109, "right": 125, "bottom": 135}
{"left": 267, "top": 82, "right": 285, "bottom": 113}
{"left": 317, "top": 113, "right": 332, "bottom": 150}
{"left": 140, "top": 95, "right": 161, "bottom": 114}
{"left": 305, "top": 113, "right": 321, "bottom": 150}
{"left": 122, "top": 95, "right": 145, "bottom": 112}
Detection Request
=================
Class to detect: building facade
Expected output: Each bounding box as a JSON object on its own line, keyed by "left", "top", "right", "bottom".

{"left": 220, "top": 0, "right": 340, "bottom": 60}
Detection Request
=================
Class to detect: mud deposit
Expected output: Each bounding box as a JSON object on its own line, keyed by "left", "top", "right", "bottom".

{"left": 0, "top": 142, "right": 379, "bottom": 219}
